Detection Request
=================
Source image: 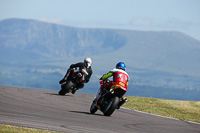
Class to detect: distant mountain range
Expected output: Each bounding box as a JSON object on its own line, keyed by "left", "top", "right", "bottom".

{"left": 0, "top": 18, "right": 126, "bottom": 59}
{"left": 0, "top": 18, "right": 200, "bottom": 100}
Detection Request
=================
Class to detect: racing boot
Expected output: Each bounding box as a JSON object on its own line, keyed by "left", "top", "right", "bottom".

{"left": 59, "top": 78, "right": 66, "bottom": 84}
{"left": 60, "top": 69, "right": 72, "bottom": 84}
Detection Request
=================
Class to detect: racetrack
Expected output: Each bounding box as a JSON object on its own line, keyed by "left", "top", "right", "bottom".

{"left": 0, "top": 85, "right": 199, "bottom": 133}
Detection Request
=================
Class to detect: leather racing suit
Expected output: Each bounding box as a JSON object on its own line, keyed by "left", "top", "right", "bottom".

{"left": 95, "top": 68, "right": 129, "bottom": 102}
{"left": 59, "top": 62, "right": 93, "bottom": 89}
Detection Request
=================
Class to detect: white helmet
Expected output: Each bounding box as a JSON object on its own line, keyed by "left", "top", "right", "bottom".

{"left": 84, "top": 57, "right": 92, "bottom": 67}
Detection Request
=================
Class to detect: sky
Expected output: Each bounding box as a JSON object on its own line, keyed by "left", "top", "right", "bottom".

{"left": 0, "top": 0, "right": 200, "bottom": 40}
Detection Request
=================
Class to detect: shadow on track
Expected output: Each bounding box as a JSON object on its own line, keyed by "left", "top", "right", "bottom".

{"left": 69, "top": 111, "right": 104, "bottom": 117}
{"left": 45, "top": 93, "right": 73, "bottom": 97}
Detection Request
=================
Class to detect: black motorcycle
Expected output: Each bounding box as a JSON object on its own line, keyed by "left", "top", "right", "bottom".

{"left": 90, "top": 79, "right": 127, "bottom": 116}
{"left": 59, "top": 68, "right": 87, "bottom": 95}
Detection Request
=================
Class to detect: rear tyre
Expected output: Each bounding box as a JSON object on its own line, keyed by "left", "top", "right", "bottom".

{"left": 58, "top": 81, "right": 74, "bottom": 95}
{"left": 59, "top": 89, "right": 67, "bottom": 95}
{"left": 90, "top": 101, "right": 98, "bottom": 114}
{"left": 103, "top": 97, "right": 119, "bottom": 116}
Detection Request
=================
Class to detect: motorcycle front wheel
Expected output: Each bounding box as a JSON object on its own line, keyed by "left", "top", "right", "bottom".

{"left": 90, "top": 101, "right": 98, "bottom": 114}
{"left": 103, "top": 96, "right": 119, "bottom": 116}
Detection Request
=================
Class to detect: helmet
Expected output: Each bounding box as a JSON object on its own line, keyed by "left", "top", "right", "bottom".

{"left": 116, "top": 62, "right": 126, "bottom": 70}
{"left": 84, "top": 57, "right": 92, "bottom": 66}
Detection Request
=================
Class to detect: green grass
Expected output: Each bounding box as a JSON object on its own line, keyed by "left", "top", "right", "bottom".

{"left": 0, "top": 124, "right": 60, "bottom": 133}
{"left": 123, "top": 96, "right": 200, "bottom": 123}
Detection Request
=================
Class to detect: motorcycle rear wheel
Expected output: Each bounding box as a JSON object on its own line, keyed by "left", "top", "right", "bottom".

{"left": 59, "top": 80, "right": 74, "bottom": 95}
{"left": 103, "top": 96, "right": 119, "bottom": 116}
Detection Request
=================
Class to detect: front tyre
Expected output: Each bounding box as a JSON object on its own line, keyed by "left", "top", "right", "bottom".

{"left": 103, "top": 97, "right": 119, "bottom": 116}
{"left": 90, "top": 101, "right": 98, "bottom": 114}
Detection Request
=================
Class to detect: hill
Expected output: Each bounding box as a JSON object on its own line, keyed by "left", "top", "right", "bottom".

{"left": 0, "top": 18, "right": 200, "bottom": 100}
{"left": 0, "top": 18, "right": 126, "bottom": 60}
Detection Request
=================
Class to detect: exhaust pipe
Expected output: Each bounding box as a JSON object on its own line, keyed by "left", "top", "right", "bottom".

{"left": 117, "top": 97, "right": 128, "bottom": 109}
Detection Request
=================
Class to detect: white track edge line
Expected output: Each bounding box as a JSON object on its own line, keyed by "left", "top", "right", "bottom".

{"left": 121, "top": 107, "right": 200, "bottom": 125}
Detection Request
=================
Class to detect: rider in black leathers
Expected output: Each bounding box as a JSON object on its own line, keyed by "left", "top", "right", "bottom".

{"left": 59, "top": 57, "right": 93, "bottom": 94}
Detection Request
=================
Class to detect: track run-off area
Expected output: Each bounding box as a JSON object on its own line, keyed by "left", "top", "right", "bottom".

{"left": 0, "top": 85, "right": 199, "bottom": 133}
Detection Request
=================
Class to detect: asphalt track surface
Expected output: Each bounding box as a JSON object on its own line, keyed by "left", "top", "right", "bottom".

{"left": 0, "top": 85, "right": 199, "bottom": 133}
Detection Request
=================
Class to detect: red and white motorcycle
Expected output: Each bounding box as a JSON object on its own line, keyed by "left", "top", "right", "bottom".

{"left": 90, "top": 79, "right": 127, "bottom": 116}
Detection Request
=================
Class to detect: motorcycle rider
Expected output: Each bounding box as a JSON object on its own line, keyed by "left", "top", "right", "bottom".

{"left": 59, "top": 57, "right": 93, "bottom": 94}
{"left": 95, "top": 62, "right": 130, "bottom": 106}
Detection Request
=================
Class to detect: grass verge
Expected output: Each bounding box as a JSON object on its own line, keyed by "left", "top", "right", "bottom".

{"left": 123, "top": 96, "right": 200, "bottom": 123}
{"left": 0, "top": 124, "right": 60, "bottom": 133}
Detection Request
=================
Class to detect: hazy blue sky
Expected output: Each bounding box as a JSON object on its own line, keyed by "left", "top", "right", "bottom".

{"left": 1, "top": 0, "right": 200, "bottom": 40}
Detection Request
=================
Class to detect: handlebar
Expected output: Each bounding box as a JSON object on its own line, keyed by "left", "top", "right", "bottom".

{"left": 99, "top": 78, "right": 112, "bottom": 85}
